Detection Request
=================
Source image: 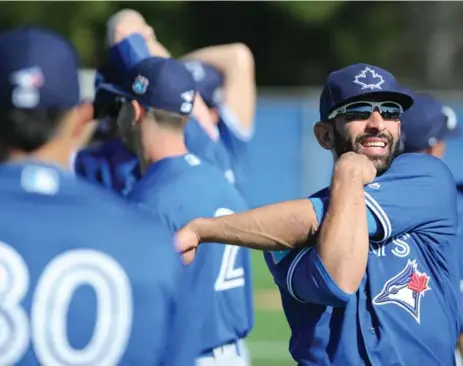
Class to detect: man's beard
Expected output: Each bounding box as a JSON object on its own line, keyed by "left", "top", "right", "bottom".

{"left": 333, "top": 128, "right": 400, "bottom": 176}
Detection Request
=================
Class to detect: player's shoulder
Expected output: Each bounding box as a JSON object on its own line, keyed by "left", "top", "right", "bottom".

{"left": 74, "top": 174, "right": 157, "bottom": 223}
{"left": 76, "top": 178, "right": 179, "bottom": 266}
{"left": 384, "top": 153, "right": 454, "bottom": 183}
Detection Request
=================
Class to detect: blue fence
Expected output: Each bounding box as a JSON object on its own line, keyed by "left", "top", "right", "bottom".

{"left": 244, "top": 93, "right": 463, "bottom": 209}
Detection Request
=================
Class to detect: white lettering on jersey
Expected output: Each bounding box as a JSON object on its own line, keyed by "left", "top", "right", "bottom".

{"left": 370, "top": 233, "right": 411, "bottom": 258}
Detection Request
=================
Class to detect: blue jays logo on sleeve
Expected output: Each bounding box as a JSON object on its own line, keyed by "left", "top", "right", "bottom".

{"left": 132, "top": 75, "right": 149, "bottom": 95}
{"left": 373, "top": 260, "right": 430, "bottom": 324}
{"left": 353, "top": 67, "right": 385, "bottom": 90}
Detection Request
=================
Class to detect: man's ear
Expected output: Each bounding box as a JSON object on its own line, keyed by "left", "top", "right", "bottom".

{"left": 313, "top": 121, "right": 335, "bottom": 150}
{"left": 131, "top": 100, "right": 144, "bottom": 126}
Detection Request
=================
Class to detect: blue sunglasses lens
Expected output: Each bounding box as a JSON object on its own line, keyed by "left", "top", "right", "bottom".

{"left": 344, "top": 103, "right": 401, "bottom": 121}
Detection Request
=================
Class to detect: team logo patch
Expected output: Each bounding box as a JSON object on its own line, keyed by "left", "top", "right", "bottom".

{"left": 132, "top": 75, "right": 149, "bottom": 95}
{"left": 373, "top": 260, "right": 430, "bottom": 324}
{"left": 353, "top": 67, "right": 385, "bottom": 90}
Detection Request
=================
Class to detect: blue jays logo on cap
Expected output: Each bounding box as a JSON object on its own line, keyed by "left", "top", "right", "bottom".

{"left": 180, "top": 90, "right": 195, "bottom": 114}
{"left": 132, "top": 75, "right": 149, "bottom": 95}
{"left": 373, "top": 259, "right": 430, "bottom": 324}
{"left": 353, "top": 67, "right": 385, "bottom": 90}
{"left": 98, "top": 57, "right": 197, "bottom": 117}
{"left": 10, "top": 66, "right": 45, "bottom": 108}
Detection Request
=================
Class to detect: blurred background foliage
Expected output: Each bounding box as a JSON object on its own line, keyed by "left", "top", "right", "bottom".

{"left": 2, "top": 1, "right": 463, "bottom": 89}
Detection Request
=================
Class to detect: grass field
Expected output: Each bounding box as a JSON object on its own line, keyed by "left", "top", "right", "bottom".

{"left": 247, "top": 251, "right": 294, "bottom": 366}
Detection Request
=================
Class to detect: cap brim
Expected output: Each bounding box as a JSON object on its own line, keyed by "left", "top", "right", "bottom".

{"left": 345, "top": 90, "right": 414, "bottom": 111}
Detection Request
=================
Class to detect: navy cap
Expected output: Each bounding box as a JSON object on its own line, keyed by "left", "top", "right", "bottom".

{"left": 94, "top": 33, "right": 152, "bottom": 91}
{"left": 93, "top": 33, "right": 152, "bottom": 121}
{"left": 401, "top": 93, "right": 460, "bottom": 152}
{"left": 320, "top": 63, "right": 414, "bottom": 121}
{"left": 100, "top": 57, "right": 197, "bottom": 116}
{"left": 183, "top": 61, "right": 224, "bottom": 108}
{"left": 0, "top": 26, "right": 80, "bottom": 108}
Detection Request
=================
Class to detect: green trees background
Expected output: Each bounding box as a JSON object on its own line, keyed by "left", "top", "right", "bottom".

{"left": 2, "top": 1, "right": 463, "bottom": 88}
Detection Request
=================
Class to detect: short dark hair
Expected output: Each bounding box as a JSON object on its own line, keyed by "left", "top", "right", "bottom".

{"left": 147, "top": 108, "right": 188, "bottom": 130}
{"left": 0, "top": 107, "right": 70, "bottom": 161}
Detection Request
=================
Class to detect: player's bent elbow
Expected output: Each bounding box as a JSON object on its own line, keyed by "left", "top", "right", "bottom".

{"left": 333, "top": 277, "right": 363, "bottom": 295}
{"left": 230, "top": 43, "right": 255, "bottom": 69}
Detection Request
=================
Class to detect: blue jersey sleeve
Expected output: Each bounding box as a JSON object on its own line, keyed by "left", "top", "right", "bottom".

{"left": 309, "top": 154, "right": 457, "bottom": 242}
{"left": 217, "top": 105, "right": 252, "bottom": 191}
{"left": 75, "top": 152, "right": 113, "bottom": 189}
{"left": 364, "top": 153, "right": 458, "bottom": 241}
{"left": 265, "top": 247, "right": 353, "bottom": 307}
{"left": 265, "top": 197, "right": 354, "bottom": 307}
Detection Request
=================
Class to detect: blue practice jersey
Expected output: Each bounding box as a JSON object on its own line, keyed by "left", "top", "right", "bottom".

{"left": 217, "top": 104, "right": 253, "bottom": 194}
{"left": 184, "top": 117, "right": 235, "bottom": 185}
{"left": 74, "top": 138, "right": 140, "bottom": 196}
{"left": 127, "top": 153, "right": 254, "bottom": 356}
{"left": 266, "top": 153, "right": 459, "bottom": 366}
{"left": 0, "top": 161, "right": 195, "bottom": 366}
{"left": 76, "top": 119, "right": 235, "bottom": 196}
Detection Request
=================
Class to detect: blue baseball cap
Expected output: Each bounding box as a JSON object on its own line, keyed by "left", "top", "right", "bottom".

{"left": 319, "top": 63, "right": 414, "bottom": 121}
{"left": 183, "top": 61, "right": 224, "bottom": 108}
{"left": 93, "top": 33, "right": 152, "bottom": 122}
{"left": 0, "top": 26, "right": 80, "bottom": 108}
{"left": 400, "top": 93, "right": 460, "bottom": 153}
{"left": 94, "top": 33, "right": 152, "bottom": 90}
{"left": 99, "top": 57, "right": 197, "bottom": 116}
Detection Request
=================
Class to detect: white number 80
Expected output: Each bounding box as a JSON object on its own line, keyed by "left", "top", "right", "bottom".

{"left": 0, "top": 241, "right": 133, "bottom": 365}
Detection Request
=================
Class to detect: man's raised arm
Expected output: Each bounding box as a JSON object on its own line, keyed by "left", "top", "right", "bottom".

{"left": 190, "top": 198, "right": 319, "bottom": 250}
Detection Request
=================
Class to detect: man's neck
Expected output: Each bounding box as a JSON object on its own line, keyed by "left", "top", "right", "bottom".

{"left": 139, "top": 131, "right": 188, "bottom": 174}
{"left": 7, "top": 141, "right": 73, "bottom": 170}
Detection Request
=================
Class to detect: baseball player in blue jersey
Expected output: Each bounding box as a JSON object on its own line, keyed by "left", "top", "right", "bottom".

{"left": 399, "top": 93, "right": 463, "bottom": 364}
{"left": 177, "top": 64, "right": 461, "bottom": 365}
{"left": 0, "top": 27, "right": 196, "bottom": 366}
{"left": 181, "top": 45, "right": 256, "bottom": 192}
{"left": 76, "top": 29, "right": 239, "bottom": 194}
{"left": 99, "top": 55, "right": 254, "bottom": 365}
{"left": 74, "top": 33, "right": 149, "bottom": 193}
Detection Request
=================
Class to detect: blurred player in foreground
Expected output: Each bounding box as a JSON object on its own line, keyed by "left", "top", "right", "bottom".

{"left": 99, "top": 56, "right": 254, "bottom": 365}
{"left": 0, "top": 27, "right": 195, "bottom": 366}
{"left": 182, "top": 43, "right": 256, "bottom": 192}
{"left": 177, "top": 64, "right": 461, "bottom": 365}
{"left": 399, "top": 93, "right": 463, "bottom": 365}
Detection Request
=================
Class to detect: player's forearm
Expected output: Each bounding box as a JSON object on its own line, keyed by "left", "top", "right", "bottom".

{"left": 181, "top": 44, "right": 243, "bottom": 74}
{"left": 192, "top": 199, "right": 318, "bottom": 250}
{"left": 316, "top": 170, "right": 369, "bottom": 294}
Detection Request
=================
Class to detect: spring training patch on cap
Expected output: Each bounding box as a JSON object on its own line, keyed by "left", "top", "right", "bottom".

{"left": 132, "top": 75, "right": 149, "bottom": 95}
{"left": 353, "top": 67, "right": 385, "bottom": 90}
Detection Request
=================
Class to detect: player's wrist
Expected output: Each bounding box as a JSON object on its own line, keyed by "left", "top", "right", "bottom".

{"left": 332, "top": 165, "right": 364, "bottom": 186}
{"left": 189, "top": 217, "right": 208, "bottom": 243}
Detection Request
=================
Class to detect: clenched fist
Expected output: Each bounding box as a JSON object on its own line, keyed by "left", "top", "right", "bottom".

{"left": 334, "top": 152, "right": 377, "bottom": 185}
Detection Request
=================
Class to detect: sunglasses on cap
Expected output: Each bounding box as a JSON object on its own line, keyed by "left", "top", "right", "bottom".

{"left": 328, "top": 101, "right": 403, "bottom": 122}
